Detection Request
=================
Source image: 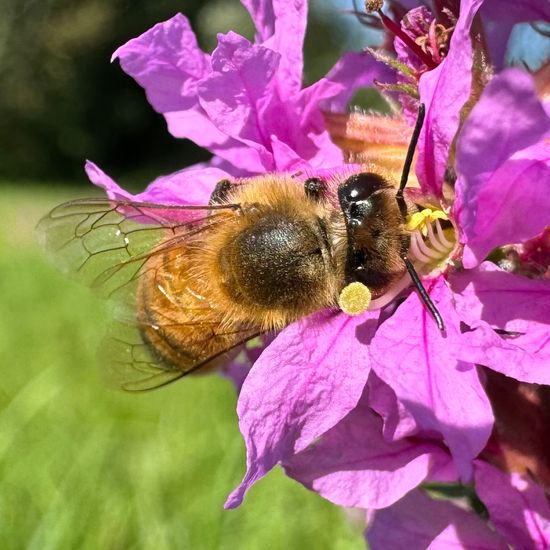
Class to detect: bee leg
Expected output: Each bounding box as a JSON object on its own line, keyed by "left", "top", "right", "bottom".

{"left": 209, "top": 179, "right": 233, "bottom": 205}
{"left": 402, "top": 256, "right": 445, "bottom": 332}
{"left": 304, "top": 177, "right": 327, "bottom": 202}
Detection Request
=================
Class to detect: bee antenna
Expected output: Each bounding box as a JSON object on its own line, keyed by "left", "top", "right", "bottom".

{"left": 395, "top": 104, "right": 444, "bottom": 330}
{"left": 402, "top": 257, "right": 445, "bottom": 332}
{"left": 396, "top": 103, "right": 425, "bottom": 211}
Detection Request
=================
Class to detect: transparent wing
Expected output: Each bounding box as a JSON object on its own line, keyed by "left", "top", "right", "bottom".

{"left": 101, "top": 317, "right": 260, "bottom": 392}
{"left": 37, "top": 198, "right": 239, "bottom": 298}
{"left": 37, "top": 198, "right": 260, "bottom": 391}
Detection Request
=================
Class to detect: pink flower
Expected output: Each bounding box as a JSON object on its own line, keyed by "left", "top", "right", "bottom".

{"left": 66, "top": 0, "right": 550, "bottom": 547}
{"left": 227, "top": 0, "right": 550, "bottom": 511}
{"left": 365, "top": 461, "right": 550, "bottom": 549}
{"left": 87, "top": 1, "right": 393, "bottom": 202}
{"left": 366, "top": 488, "right": 509, "bottom": 549}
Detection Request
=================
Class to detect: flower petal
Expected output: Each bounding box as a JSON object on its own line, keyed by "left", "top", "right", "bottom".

{"left": 455, "top": 69, "right": 550, "bottom": 267}
{"left": 242, "top": 0, "right": 307, "bottom": 96}
{"left": 481, "top": 0, "right": 550, "bottom": 27}
{"left": 366, "top": 489, "right": 508, "bottom": 550}
{"left": 312, "top": 51, "right": 396, "bottom": 114}
{"left": 85, "top": 160, "right": 225, "bottom": 204}
{"left": 293, "top": 51, "right": 395, "bottom": 169}
{"left": 85, "top": 160, "right": 132, "bottom": 200}
{"left": 224, "top": 310, "right": 377, "bottom": 508}
{"left": 480, "top": 0, "right": 550, "bottom": 69}
{"left": 112, "top": 13, "right": 209, "bottom": 115}
{"left": 460, "top": 144, "right": 550, "bottom": 268}
{"left": 416, "top": 0, "right": 484, "bottom": 197}
{"left": 198, "top": 32, "right": 279, "bottom": 151}
{"left": 475, "top": 461, "right": 550, "bottom": 549}
{"left": 451, "top": 264, "right": 550, "bottom": 384}
{"left": 112, "top": 12, "right": 394, "bottom": 175}
{"left": 367, "top": 371, "right": 418, "bottom": 442}
{"left": 284, "top": 392, "right": 453, "bottom": 509}
{"left": 112, "top": 14, "right": 270, "bottom": 174}
{"left": 369, "top": 278, "right": 493, "bottom": 479}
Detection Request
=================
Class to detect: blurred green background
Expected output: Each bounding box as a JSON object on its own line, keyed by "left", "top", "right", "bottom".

{"left": 1, "top": 0, "right": 370, "bottom": 547}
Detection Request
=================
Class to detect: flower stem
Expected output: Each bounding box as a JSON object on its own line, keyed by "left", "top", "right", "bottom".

{"left": 377, "top": 10, "right": 438, "bottom": 70}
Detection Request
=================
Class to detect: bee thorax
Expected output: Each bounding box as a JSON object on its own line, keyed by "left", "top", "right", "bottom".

{"left": 218, "top": 214, "right": 329, "bottom": 311}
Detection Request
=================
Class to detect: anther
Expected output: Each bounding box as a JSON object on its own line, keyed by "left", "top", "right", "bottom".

{"left": 365, "top": 0, "right": 384, "bottom": 12}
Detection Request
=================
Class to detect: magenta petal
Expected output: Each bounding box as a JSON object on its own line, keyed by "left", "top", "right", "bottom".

{"left": 416, "top": 0, "right": 483, "bottom": 197}
{"left": 451, "top": 263, "right": 550, "bottom": 338}
{"left": 162, "top": 109, "right": 251, "bottom": 170}
{"left": 85, "top": 161, "right": 133, "bottom": 200}
{"left": 475, "top": 461, "right": 550, "bottom": 549}
{"left": 112, "top": 13, "right": 210, "bottom": 115}
{"left": 269, "top": 135, "right": 311, "bottom": 171}
{"left": 369, "top": 278, "right": 493, "bottom": 479}
{"left": 85, "top": 160, "right": 226, "bottom": 205}
{"left": 136, "top": 165, "right": 226, "bottom": 205}
{"left": 367, "top": 371, "right": 418, "bottom": 442}
{"left": 199, "top": 32, "right": 279, "bottom": 149}
{"left": 480, "top": 0, "right": 550, "bottom": 69}
{"left": 112, "top": 14, "right": 263, "bottom": 172}
{"left": 459, "top": 141, "right": 550, "bottom": 268}
{"left": 481, "top": 0, "right": 550, "bottom": 24}
{"left": 242, "top": 0, "right": 307, "bottom": 96}
{"left": 315, "top": 51, "right": 396, "bottom": 114}
{"left": 284, "top": 395, "right": 453, "bottom": 509}
{"left": 451, "top": 264, "right": 550, "bottom": 384}
{"left": 366, "top": 489, "right": 508, "bottom": 550}
{"left": 459, "top": 320, "right": 550, "bottom": 385}
{"left": 291, "top": 51, "right": 395, "bottom": 168}
{"left": 111, "top": 14, "right": 227, "bottom": 147}
{"left": 455, "top": 70, "right": 550, "bottom": 267}
{"left": 224, "top": 310, "right": 377, "bottom": 508}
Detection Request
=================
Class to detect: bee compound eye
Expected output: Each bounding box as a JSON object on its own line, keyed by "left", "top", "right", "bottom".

{"left": 341, "top": 172, "right": 388, "bottom": 203}
{"left": 304, "top": 177, "right": 327, "bottom": 201}
{"left": 209, "top": 179, "right": 233, "bottom": 204}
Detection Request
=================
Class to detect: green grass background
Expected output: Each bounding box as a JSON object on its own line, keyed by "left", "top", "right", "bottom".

{"left": 0, "top": 184, "right": 365, "bottom": 549}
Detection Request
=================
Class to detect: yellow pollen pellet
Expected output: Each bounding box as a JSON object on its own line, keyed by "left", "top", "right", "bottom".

{"left": 338, "top": 282, "right": 372, "bottom": 316}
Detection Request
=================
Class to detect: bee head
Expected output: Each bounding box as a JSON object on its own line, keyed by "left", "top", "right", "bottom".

{"left": 337, "top": 172, "right": 407, "bottom": 293}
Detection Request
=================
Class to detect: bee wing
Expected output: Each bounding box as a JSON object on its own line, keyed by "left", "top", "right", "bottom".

{"left": 38, "top": 198, "right": 260, "bottom": 391}
{"left": 101, "top": 316, "right": 260, "bottom": 392}
{"left": 37, "top": 197, "right": 238, "bottom": 298}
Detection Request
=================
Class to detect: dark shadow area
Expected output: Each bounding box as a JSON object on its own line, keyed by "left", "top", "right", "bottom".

{"left": 0, "top": 0, "right": 362, "bottom": 190}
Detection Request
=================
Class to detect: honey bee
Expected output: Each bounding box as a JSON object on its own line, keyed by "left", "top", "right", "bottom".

{"left": 38, "top": 105, "right": 442, "bottom": 391}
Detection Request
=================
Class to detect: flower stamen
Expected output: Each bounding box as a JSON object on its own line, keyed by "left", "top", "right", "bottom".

{"left": 406, "top": 208, "right": 457, "bottom": 275}
{"left": 426, "top": 221, "right": 448, "bottom": 253}
{"left": 374, "top": 9, "right": 438, "bottom": 70}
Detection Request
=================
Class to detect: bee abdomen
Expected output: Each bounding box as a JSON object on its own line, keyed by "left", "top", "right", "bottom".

{"left": 137, "top": 246, "right": 247, "bottom": 373}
